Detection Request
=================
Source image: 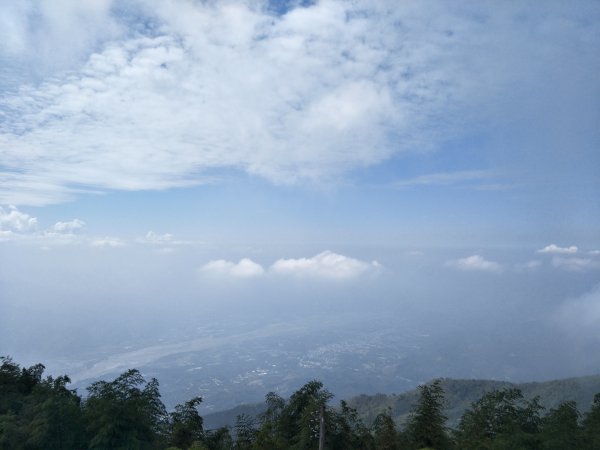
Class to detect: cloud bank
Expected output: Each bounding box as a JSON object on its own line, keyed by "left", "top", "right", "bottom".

{"left": 200, "top": 251, "right": 380, "bottom": 280}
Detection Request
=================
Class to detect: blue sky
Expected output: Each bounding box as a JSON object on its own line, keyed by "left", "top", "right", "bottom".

{"left": 1, "top": 1, "right": 600, "bottom": 384}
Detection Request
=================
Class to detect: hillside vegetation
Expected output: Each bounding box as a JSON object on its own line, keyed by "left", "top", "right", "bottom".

{"left": 203, "top": 375, "right": 600, "bottom": 430}
{"left": 348, "top": 375, "right": 600, "bottom": 428}
{"left": 1, "top": 356, "right": 600, "bottom": 450}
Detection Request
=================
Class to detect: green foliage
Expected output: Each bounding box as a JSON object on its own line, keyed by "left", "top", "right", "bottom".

{"left": 169, "top": 396, "right": 204, "bottom": 449}
{"left": 372, "top": 409, "right": 401, "bottom": 450}
{"left": 84, "top": 369, "right": 168, "bottom": 449}
{"left": 455, "top": 388, "right": 543, "bottom": 450}
{"left": 540, "top": 401, "right": 581, "bottom": 450}
{"left": 581, "top": 393, "right": 600, "bottom": 449}
{"left": 1, "top": 355, "right": 600, "bottom": 450}
{"left": 0, "top": 357, "right": 85, "bottom": 449}
{"left": 233, "top": 413, "right": 257, "bottom": 449}
{"left": 204, "top": 426, "right": 233, "bottom": 450}
{"left": 405, "top": 379, "right": 451, "bottom": 450}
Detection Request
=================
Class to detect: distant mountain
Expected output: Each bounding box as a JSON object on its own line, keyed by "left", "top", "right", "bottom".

{"left": 203, "top": 374, "right": 600, "bottom": 430}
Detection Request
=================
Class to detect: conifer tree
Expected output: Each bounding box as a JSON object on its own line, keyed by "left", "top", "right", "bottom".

{"left": 404, "top": 379, "right": 450, "bottom": 450}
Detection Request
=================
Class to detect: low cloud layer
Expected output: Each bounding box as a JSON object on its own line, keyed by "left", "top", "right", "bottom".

{"left": 200, "top": 251, "right": 380, "bottom": 280}
{"left": 446, "top": 255, "right": 503, "bottom": 273}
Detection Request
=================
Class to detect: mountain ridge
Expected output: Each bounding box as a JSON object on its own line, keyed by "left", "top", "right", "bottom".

{"left": 203, "top": 373, "right": 600, "bottom": 430}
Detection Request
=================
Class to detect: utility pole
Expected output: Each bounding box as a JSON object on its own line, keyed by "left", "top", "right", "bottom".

{"left": 319, "top": 404, "right": 325, "bottom": 450}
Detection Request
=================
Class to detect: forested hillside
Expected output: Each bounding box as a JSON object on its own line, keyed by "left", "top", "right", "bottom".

{"left": 203, "top": 375, "right": 600, "bottom": 430}
{"left": 348, "top": 375, "right": 600, "bottom": 428}
{"left": 2, "top": 356, "right": 600, "bottom": 449}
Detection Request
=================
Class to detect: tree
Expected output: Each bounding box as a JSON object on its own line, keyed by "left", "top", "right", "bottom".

{"left": 233, "top": 413, "right": 257, "bottom": 449}
{"left": 169, "top": 396, "right": 204, "bottom": 449}
{"left": 204, "top": 426, "right": 233, "bottom": 450}
{"left": 0, "top": 358, "right": 86, "bottom": 449}
{"left": 84, "top": 369, "right": 168, "bottom": 449}
{"left": 372, "top": 409, "right": 401, "bottom": 450}
{"left": 456, "top": 388, "right": 543, "bottom": 450}
{"left": 540, "top": 401, "right": 581, "bottom": 450}
{"left": 21, "top": 375, "right": 86, "bottom": 449}
{"left": 326, "top": 400, "right": 374, "bottom": 450}
{"left": 283, "top": 380, "right": 332, "bottom": 450}
{"left": 404, "top": 379, "right": 450, "bottom": 450}
{"left": 254, "top": 392, "right": 288, "bottom": 449}
{"left": 581, "top": 393, "right": 600, "bottom": 450}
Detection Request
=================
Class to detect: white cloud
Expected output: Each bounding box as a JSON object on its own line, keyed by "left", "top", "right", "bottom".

{"left": 0, "top": 205, "right": 37, "bottom": 232}
{"left": 200, "top": 258, "right": 265, "bottom": 278}
{"left": 198, "top": 251, "right": 380, "bottom": 280}
{"left": 552, "top": 256, "right": 600, "bottom": 271}
{"left": 446, "top": 255, "right": 503, "bottom": 273}
{"left": 537, "top": 244, "right": 578, "bottom": 254}
{"left": 270, "top": 251, "right": 380, "bottom": 279}
{"left": 589, "top": 250, "right": 600, "bottom": 256}
{"left": 52, "top": 218, "right": 85, "bottom": 233}
{"left": 1, "top": 1, "right": 596, "bottom": 205}
{"left": 90, "top": 237, "right": 125, "bottom": 248}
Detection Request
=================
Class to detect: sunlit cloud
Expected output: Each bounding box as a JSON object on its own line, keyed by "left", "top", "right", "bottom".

{"left": 198, "top": 251, "right": 381, "bottom": 280}
{"left": 270, "top": 251, "right": 381, "bottom": 279}
{"left": 537, "top": 244, "right": 578, "bottom": 254}
{"left": 0, "top": 205, "right": 38, "bottom": 232}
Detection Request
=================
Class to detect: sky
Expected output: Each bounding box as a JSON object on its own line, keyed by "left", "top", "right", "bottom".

{"left": 1, "top": 0, "right": 600, "bottom": 398}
